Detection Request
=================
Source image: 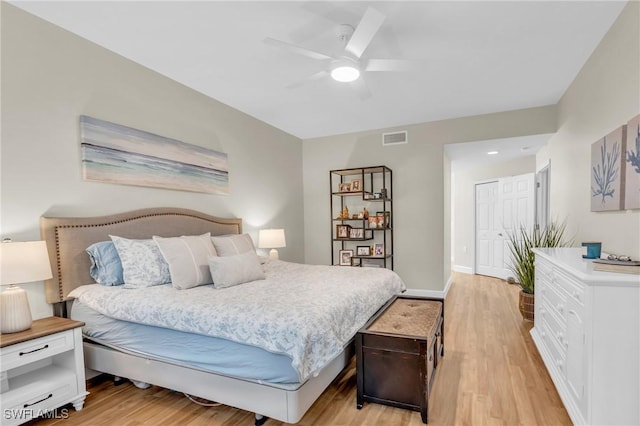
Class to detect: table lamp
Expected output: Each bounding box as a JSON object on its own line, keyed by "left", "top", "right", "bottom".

{"left": 258, "top": 229, "right": 286, "bottom": 260}
{"left": 0, "top": 240, "right": 53, "bottom": 334}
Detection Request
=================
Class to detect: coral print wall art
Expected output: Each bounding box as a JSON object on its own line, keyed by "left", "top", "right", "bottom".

{"left": 624, "top": 114, "right": 640, "bottom": 210}
{"left": 591, "top": 125, "right": 626, "bottom": 211}
{"left": 80, "top": 116, "right": 229, "bottom": 194}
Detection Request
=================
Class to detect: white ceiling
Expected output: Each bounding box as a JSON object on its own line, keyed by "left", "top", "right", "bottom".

{"left": 10, "top": 1, "right": 626, "bottom": 165}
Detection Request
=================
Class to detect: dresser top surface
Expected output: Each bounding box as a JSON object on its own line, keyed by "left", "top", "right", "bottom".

{"left": 534, "top": 248, "right": 640, "bottom": 286}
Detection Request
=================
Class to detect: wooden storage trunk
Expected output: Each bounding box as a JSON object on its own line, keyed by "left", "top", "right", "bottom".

{"left": 356, "top": 295, "right": 444, "bottom": 424}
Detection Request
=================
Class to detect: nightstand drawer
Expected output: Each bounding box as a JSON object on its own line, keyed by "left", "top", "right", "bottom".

{"left": 1, "top": 331, "right": 74, "bottom": 372}
{"left": 2, "top": 368, "right": 77, "bottom": 426}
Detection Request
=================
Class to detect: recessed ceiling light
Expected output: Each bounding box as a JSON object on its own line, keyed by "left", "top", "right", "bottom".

{"left": 487, "top": 151, "right": 498, "bottom": 155}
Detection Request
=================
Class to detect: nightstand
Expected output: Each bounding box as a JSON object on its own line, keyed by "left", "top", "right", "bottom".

{"left": 0, "top": 317, "right": 87, "bottom": 425}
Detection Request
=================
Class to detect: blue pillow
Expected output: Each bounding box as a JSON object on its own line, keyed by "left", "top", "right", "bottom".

{"left": 86, "top": 241, "right": 124, "bottom": 286}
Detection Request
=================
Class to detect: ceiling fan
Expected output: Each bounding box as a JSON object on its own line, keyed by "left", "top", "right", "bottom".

{"left": 264, "top": 7, "right": 412, "bottom": 100}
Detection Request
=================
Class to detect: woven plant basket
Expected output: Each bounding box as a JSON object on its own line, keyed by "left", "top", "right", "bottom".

{"left": 519, "top": 291, "right": 535, "bottom": 322}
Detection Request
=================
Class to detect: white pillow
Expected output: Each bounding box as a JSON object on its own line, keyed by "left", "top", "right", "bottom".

{"left": 153, "top": 233, "right": 217, "bottom": 290}
{"left": 211, "top": 233, "right": 256, "bottom": 256}
{"left": 110, "top": 235, "right": 171, "bottom": 288}
{"left": 208, "top": 250, "right": 266, "bottom": 289}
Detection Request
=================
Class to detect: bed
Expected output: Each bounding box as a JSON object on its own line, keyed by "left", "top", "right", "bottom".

{"left": 40, "top": 207, "right": 405, "bottom": 424}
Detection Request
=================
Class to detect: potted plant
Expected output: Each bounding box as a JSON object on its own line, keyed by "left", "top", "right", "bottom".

{"left": 507, "top": 221, "right": 572, "bottom": 321}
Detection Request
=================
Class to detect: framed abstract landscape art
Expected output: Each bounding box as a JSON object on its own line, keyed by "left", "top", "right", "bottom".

{"left": 80, "top": 116, "right": 229, "bottom": 194}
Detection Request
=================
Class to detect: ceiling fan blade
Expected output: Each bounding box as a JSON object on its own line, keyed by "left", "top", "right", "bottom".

{"left": 344, "top": 7, "right": 386, "bottom": 59}
{"left": 365, "top": 59, "right": 413, "bottom": 72}
{"left": 286, "top": 70, "right": 329, "bottom": 89}
{"left": 264, "top": 37, "right": 334, "bottom": 61}
{"left": 349, "top": 78, "right": 372, "bottom": 100}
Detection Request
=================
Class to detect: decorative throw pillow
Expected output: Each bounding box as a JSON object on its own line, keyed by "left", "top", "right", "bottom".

{"left": 153, "top": 233, "right": 217, "bottom": 290}
{"left": 208, "top": 250, "right": 266, "bottom": 289}
{"left": 86, "top": 241, "right": 124, "bottom": 286}
{"left": 211, "top": 233, "right": 256, "bottom": 256}
{"left": 110, "top": 235, "right": 171, "bottom": 288}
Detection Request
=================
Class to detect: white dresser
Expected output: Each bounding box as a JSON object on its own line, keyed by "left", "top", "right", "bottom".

{"left": 532, "top": 248, "right": 640, "bottom": 426}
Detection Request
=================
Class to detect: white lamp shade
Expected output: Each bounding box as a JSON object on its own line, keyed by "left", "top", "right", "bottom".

{"left": 0, "top": 241, "right": 52, "bottom": 334}
{"left": 1, "top": 241, "right": 53, "bottom": 285}
{"left": 258, "top": 229, "right": 286, "bottom": 249}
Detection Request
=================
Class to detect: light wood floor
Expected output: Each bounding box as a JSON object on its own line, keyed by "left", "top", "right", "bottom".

{"left": 30, "top": 273, "right": 571, "bottom": 425}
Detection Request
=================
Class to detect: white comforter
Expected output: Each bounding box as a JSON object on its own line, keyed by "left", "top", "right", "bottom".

{"left": 69, "top": 260, "right": 406, "bottom": 382}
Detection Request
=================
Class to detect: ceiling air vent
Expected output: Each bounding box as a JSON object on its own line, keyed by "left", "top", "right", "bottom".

{"left": 382, "top": 131, "right": 408, "bottom": 146}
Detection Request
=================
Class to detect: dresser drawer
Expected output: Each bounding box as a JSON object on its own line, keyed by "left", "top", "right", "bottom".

{"left": 540, "top": 303, "right": 567, "bottom": 353}
{"left": 539, "top": 319, "right": 567, "bottom": 375}
{"left": 540, "top": 280, "right": 567, "bottom": 319}
{"left": 1, "top": 331, "right": 75, "bottom": 372}
{"left": 554, "top": 268, "right": 586, "bottom": 306}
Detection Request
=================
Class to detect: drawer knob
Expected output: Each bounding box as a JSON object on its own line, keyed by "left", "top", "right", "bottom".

{"left": 19, "top": 344, "right": 49, "bottom": 356}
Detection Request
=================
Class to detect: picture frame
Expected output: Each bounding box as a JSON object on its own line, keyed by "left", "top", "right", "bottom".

{"left": 350, "top": 179, "right": 362, "bottom": 192}
{"left": 338, "top": 182, "right": 351, "bottom": 193}
{"left": 377, "top": 211, "right": 390, "bottom": 228}
{"left": 368, "top": 216, "right": 378, "bottom": 229}
{"left": 339, "top": 249, "right": 353, "bottom": 266}
{"left": 591, "top": 125, "right": 626, "bottom": 211}
{"left": 624, "top": 113, "right": 640, "bottom": 210}
{"left": 356, "top": 246, "right": 371, "bottom": 256}
{"left": 336, "top": 224, "right": 351, "bottom": 239}
{"left": 349, "top": 228, "right": 364, "bottom": 239}
{"left": 373, "top": 243, "right": 384, "bottom": 257}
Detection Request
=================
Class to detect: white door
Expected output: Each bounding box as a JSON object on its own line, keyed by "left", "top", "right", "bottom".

{"left": 475, "top": 173, "right": 535, "bottom": 279}
{"left": 475, "top": 181, "right": 503, "bottom": 277}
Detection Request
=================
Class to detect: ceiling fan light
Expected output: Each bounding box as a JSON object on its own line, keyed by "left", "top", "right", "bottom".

{"left": 331, "top": 66, "right": 360, "bottom": 82}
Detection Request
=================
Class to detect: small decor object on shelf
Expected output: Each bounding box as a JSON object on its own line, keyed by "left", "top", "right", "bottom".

{"left": 0, "top": 240, "right": 53, "bottom": 334}
{"left": 374, "top": 244, "right": 384, "bottom": 257}
{"left": 350, "top": 179, "right": 362, "bottom": 192}
{"left": 339, "top": 250, "right": 353, "bottom": 266}
{"left": 368, "top": 216, "right": 379, "bottom": 229}
{"left": 336, "top": 224, "right": 351, "bottom": 239}
{"left": 357, "top": 246, "right": 371, "bottom": 256}
{"left": 377, "top": 211, "right": 390, "bottom": 228}
{"left": 350, "top": 228, "right": 364, "bottom": 239}
{"left": 339, "top": 183, "right": 351, "bottom": 193}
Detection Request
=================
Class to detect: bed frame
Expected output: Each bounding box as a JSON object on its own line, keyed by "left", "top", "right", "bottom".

{"left": 40, "top": 207, "right": 352, "bottom": 424}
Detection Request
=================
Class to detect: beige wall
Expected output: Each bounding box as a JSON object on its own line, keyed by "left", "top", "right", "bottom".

{"left": 545, "top": 1, "right": 640, "bottom": 259}
{"left": 302, "top": 106, "right": 556, "bottom": 291}
{"left": 451, "top": 156, "right": 537, "bottom": 272}
{"left": 0, "top": 4, "right": 304, "bottom": 318}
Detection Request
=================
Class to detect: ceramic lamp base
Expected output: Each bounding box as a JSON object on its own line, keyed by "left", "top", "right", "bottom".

{"left": 0, "top": 284, "right": 32, "bottom": 333}
{"left": 269, "top": 249, "right": 279, "bottom": 260}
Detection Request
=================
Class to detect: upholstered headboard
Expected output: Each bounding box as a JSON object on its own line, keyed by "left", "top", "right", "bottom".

{"left": 40, "top": 207, "right": 242, "bottom": 305}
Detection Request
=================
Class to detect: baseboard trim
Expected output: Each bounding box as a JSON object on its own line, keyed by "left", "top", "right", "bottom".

{"left": 404, "top": 274, "right": 453, "bottom": 300}
{"left": 452, "top": 264, "right": 473, "bottom": 274}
